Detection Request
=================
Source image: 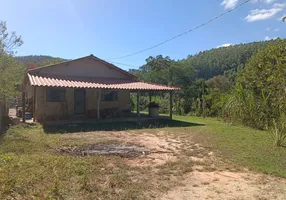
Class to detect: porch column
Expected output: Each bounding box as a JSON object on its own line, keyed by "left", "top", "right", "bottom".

{"left": 22, "top": 91, "right": 25, "bottom": 123}
{"left": 33, "top": 86, "right": 36, "bottom": 122}
{"left": 137, "top": 90, "right": 140, "bottom": 118}
{"left": 169, "top": 91, "right": 173, "bottom": 120}
{"left": 97, "top": 90, "right": 101, "bottom": 119}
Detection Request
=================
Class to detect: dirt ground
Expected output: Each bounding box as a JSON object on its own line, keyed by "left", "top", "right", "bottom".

{"left": 60, "top": 130, "right": 286, "bottom": 200}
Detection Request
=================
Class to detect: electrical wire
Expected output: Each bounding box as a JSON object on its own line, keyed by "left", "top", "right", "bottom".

{"left": 109, "top": 0, "right": 252, "bottom": 60}
{"left": 107, "top": 60, "right": 138, "bottom": 68}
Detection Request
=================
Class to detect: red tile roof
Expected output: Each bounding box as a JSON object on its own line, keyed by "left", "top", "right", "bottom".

{"left": 27, "top": 73, "right": 180, "bottom": 91}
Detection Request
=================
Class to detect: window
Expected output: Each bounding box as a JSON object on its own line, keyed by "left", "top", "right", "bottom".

{"left": 46, "top": 88, "right": 66, "bottom": 102}
{"left": 102, "top": 91, "right": 118, "bottom": 101}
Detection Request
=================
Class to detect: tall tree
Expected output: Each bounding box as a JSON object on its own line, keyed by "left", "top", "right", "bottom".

{"left": 229, "top": 39, "right": 286, "bottom": 132}
{"left": 0, "top": 21, "right": 24, "bottom": 104}
{"left": 0, "top": 21, "right": 23, "bottom": 55}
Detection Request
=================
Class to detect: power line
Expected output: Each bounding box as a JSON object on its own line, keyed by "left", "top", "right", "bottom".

{"left": 107, "top": 60, "right": 138, "bottom": 68}
{"left": 109, "top": 0, "right": 252, "bottom": 60}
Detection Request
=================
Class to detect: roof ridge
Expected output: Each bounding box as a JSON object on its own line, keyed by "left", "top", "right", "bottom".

{"left": 27, "top": 54, "right": 138, "bottom": 79}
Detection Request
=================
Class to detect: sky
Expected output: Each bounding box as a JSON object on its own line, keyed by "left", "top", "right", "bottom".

{"left": 1, "top": 0, "right": 285, "bottom": 70}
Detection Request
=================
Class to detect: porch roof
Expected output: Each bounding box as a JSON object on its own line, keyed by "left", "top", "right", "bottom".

{"left": 27, "top": 73, "right": 180, "bottom": 91}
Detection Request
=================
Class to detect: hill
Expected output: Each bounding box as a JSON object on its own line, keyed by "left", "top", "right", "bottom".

{"left": 15, "top": 55, "right": 67, "bottom": 66}
{"left": 183, "top": 40, "right": 273, "bottom": 79}
{"left": 16, "top": 40, "right": 275, "bottom": 78}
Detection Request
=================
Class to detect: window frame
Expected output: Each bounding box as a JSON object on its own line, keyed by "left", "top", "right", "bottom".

{"left": 46, "top": 87, "right": 66, "bottom": 102}
{"left": 101, "top": 90, "right": 118, "bottom": 102}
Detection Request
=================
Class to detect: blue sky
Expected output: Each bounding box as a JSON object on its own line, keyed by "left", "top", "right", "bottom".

{"left": 1, "top": 0, "right": 285, "bottom": 69}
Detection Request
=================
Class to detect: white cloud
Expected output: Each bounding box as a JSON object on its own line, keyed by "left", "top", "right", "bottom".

{"left": 221, "top": 0, "right": 239, "bottom": 9}
{"left": 252, "top": 0, "right": 276, "bottom": 3}
{"left": 245, "top": 3, "right": 286, "bottom": 22}
{"left": 262, "top": 0, "right": 276, "bottom": 4}
{"left": 217, "top": 43, "right": 233, "bottom": 48}
{"left": 266, "top": 27, "right": 280, "bottom": 31}
{"left": 264, "top": 36, "right": 278, "bottom": 40}
{"left": 274, "top": 28, "right": 280, "bottom": 31}
{"left": 221, "top": 0, "right": 278, "bottom": 9}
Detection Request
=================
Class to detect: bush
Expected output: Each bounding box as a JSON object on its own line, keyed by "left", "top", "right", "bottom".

{"left": 272, "top": 117, "right": 286, "bottom": 147}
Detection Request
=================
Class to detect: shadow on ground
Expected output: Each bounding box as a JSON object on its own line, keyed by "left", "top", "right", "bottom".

{"left": 43, "top": 119, "right": 204, "bottom": 134}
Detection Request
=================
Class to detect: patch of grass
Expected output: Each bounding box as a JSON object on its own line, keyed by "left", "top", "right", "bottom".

{"left": 172, "top": 116, "right": 286, "bottom": 178}
{"left": 0, "top": 123, "right": 195, "bottom": 199}
{"left": 1, "top": 115, "right": 285, "bottom": 199}
{"left": 0, "top": 124, "right": 151, "bottom": 199}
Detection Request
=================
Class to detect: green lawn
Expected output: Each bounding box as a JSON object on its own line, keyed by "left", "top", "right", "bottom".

{"left": 0, "top": 115, "right": 285, "bottom": 199}
{"left": 173, "top": 115, "right": 286, "bottom": 177}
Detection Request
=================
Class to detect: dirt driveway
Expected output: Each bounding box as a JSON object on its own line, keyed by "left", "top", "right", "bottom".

{"left": 60, "top": 130, "right": 286, "bottom": 200}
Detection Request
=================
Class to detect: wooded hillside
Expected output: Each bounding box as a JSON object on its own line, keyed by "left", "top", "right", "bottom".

{"left": 184, "top": 40, "right": 272, "bottom": 79}
{"left": 15, "top": 55, "right": 67, "bottom": 66}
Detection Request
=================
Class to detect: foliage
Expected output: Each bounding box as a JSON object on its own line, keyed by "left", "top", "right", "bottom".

{"left": 0, "top": 21, "right": 24, "bottom": 104}
{"left": 129, "top": 39, "right": 285, "bottom": 147}
{"left": 0, "top": 55, "right": 25, "bottom": 103}
{"left": 0, "top": 21, "right": 23, "bottom": 55}
{"left": 183, "top": 41, "right": 271, "bottom": 79}
{"left": 232, "top": 39, "right": 286, "bottom": 129}
{"left": 130, "top": 40, "right": 274, "bottom": 116}
{"left": 16, "top": 55, "right": 67, "bottom": 67}
{"left": 131, "top": 55, "right": 196, "bottom": 114}
{"left": 272, "top": 117, "right": 286, "bottom": 147}
{"left": 39, "top": 58, "right": 66, "bottom": 67}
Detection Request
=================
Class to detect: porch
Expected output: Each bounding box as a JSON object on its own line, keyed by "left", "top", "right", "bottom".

{"left": 23, "top": 72, "right": 180, "bottom": 123}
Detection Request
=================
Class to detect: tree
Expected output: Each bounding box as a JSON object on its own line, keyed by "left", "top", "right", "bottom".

{"left": 0, "top": 21, "right": 23, "bottom": 55}
{"left": 39, "top": 58, "right": 66, "bottom": 67}
{"left": 228, "top": 39, "right": 286, "bottom": 146}
{"left": 0, "top": 21, "right": 24, "bottom": 104}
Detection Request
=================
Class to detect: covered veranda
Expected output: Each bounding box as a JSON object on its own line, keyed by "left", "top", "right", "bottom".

{"left": 23, "top": 73, "right": 180, "bottom": 123}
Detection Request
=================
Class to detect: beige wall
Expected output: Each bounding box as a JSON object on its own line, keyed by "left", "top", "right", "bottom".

{"left": 34, "top": 87, "right": 71, "bottom": 121}
{"left": 86, "top": 89, "right": 130, "bottom": 110}
{"left": 37, "top": 57, "right": 133, "bottom": 79}
{"left": 34, "top": 87, "right": 130, "bottom": 121}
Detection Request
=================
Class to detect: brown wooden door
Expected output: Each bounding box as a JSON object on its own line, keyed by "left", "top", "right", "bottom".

{"left": 74, "top": 89, "right": 86, "bottom": 114}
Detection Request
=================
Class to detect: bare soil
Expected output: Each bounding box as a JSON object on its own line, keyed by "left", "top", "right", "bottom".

{"left": 58, "top": 130, "right": 286, "bottom": 199}
{"left": 58, "top": 143, "right": 150, "bottom": 157}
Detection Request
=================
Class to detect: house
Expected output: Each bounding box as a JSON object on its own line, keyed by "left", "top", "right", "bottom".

{"left": 23, "top": 55, "right": 180, "bottom": 122}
